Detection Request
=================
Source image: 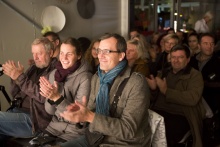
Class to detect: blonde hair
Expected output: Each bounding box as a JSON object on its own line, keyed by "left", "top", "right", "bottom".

{"left": 133, "top": 34, "right": 150, "bottom": 59}
{"left": 204, "top": 11, "right": 213, "bottom": 19}
{"left": 163, "top": 34, "right": 179, "bottom": 44}
{"left": 127, "top": 39, "right": 147, "bottom": 60}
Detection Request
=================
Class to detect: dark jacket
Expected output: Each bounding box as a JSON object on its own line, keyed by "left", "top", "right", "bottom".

{"left": 149, "top": 51, "right": 170, "bottom": 76}
{"left": 152, "top": 66, "right": 205, "bottom": 147}
{"left": 10, "top": 58, "right": 57, "bottom": 133}
{"left": 190, "top": 53, "right": 220, "bottom": 113}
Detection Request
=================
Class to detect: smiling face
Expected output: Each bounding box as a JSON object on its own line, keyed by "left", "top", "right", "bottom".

{"left": 91, "top": 41, "right": 100, "bottom": 59}
{"left": 98, "top": 37, "right": 125, "bottom": 73}
{"left": 170, "top": 50, "right": 190, "bottom": 73}
{"left": 59, "top": 43, "right": 81, "bottom": 69}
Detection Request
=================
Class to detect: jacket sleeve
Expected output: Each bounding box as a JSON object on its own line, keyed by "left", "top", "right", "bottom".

{"left": 55, "top": 73, "right": 92, "bottom": 118}
{"left": 15, "top": 73, "right": 47, "bottom": 103}
{"left": 165, "top": 70, "right": 204, "bottom": 106}
{"left": 194, "top": 20, "right": 201, "bottom": 33}
{"left": 89, "top": 73, "right": 151, "bottom": 140}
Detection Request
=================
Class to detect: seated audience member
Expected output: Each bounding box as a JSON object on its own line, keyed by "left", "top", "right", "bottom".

{"left": 28, "top": 31, "right": 61, "bottom": 65}
{"left": 59, "top": 33, "right": 151, "bottom": 147}
{"left": 190, "top": 33, "right": 220, "bottom": 117}
{"left": 84, "top": 39, "right": 100, "bottom": 74}
{"left": 126, "top": 39, "right": 150, "bottom": 77}
{"left": 156, "top": 33, "right": 167, "bottom": 54}
{"left": 187, "top": 28, "right": 197, "bottom": 37}
{"left": 150, "top": 32, "right": 161, "bottom": 52}
{"left": 129, "top": 27, "right": 141, "bottom": 39}
{"left": 1, "top": 37, "right": 57, "bottom": 143}
{"left": 187, "top": 33, "right": 200, "bottom": 56}
{"left": 167, "top": 28, "right": 175, "bottom": 34}
{"left": 150, "top": 34, "right": 179, "bottom": 76}
{"left": 176, "top": 30, "right": 186, "bottom": 45}
{"left": 39, "top": 37, "right": 92, "bottom": 143}
{"left": 146, "top": 44, "right": 205, "bottom": 147}
{"left": 77, "top": 37, "right": 91, "bottom": 57}
{"left": 43, "top": 31, "right": 61, "bottom": 58}
{"left": 133, "top": 34, "right": 151, "bottom": 60}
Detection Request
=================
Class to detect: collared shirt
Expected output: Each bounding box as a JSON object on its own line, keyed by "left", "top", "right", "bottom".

{"left": 196, "top": 53, "right": 212, "bottom": 71}
{"left": 194, "top": 19, "right": 210, "bottom": 33}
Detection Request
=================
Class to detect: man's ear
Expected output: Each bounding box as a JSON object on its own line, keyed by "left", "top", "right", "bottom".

{"left": 119, "top": 52, "right": 126, "bottom": 61}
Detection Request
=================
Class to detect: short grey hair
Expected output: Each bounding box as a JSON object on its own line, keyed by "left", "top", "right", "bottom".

{"left": 32, "top": 37, "right": 54, "bottom": 53}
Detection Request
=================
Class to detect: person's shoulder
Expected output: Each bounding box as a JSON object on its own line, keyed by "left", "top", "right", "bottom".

{"left": 77, "top": 59, "right": 93, "bottom": 75}
{"left": 129, "top": 71, "right": 146, "bottom": 83}
{"left": 190, "top": 67, "right": 202, "bottom": 77}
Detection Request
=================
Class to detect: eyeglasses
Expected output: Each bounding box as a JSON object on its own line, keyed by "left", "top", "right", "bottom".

{"left": 96, "top": 48, "right": 121, "bottom": 55}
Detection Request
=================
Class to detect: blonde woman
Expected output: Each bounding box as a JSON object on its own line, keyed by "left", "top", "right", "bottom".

{"left": 126, "top": 39, "right": 150, "bottom": 77}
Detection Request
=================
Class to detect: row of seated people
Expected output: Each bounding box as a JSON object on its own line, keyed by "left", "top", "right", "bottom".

{"left": 1, "top": 30, "right": 219, "bottom": 147}
{"left": 1, "top": 33, "right": 152, "bottom": 147}
{"left": 128, "top": 28, "right": 220, "bottom": 147}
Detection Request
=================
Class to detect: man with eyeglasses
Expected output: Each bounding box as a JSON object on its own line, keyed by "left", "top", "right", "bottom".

{"left": 190, "top": 33, "right": 220, "bottom": 141}
{"left": 58, "top": 33, "right": 151, "bottom": 147}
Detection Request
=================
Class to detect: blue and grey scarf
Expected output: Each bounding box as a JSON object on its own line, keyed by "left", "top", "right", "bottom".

{"left": 96, "top": 59, "right": 127, "bottom": 116}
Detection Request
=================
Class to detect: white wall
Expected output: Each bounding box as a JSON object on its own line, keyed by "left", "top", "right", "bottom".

{"left": 0, "top": 0, "right": 129, "bottom": 111}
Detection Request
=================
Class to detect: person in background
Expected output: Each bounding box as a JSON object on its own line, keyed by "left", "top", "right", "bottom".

{"left": 129, "top": 27, "right": 141, "bottom": 39}
{"left": 155, "top": 33, "right": 167, "bottom": 54}
{"left": 150, "top": 34, "right": 179, "bottom": 76}
{"left": 167, "top": 28, "right": 175, "bottom": 34}
{"left": 187, "top": 28, "right": 197, "bottom": 37}
{"left": 187, "top": 33, "right": 200, "bottom": 56}
{"left": 176, "top": 30, "right": 186, "bottom": 45}
{"left": 1, "top": 37, "right": 57, "bottom": 144}
{"left": 133, "top": 34, "right": 151, "bottom": 60}
{"left": 43, "top": 31, "right": 61, "bottom": 58}
{"left": 77, "top": 37, "right": 91, "bottom": 57}
{"left": 147, "top": 44, "right": 205, "bottom": 147}
{"left": 59, "top": 33, "right": 151, "bottom": 147}
{"left": 194, "top": 11, "right": 213, "bottom": 34}
{"left": 38, "top": 37, "right": 92, "bottom": 143}
{"left": 126, "top": 39, "right": 150, "bottom": 77}
{"left": 150, "top": 32, "right": 160, "bottom": 52}
{"left": 84, "top": 39, "right": 100, "bottom": 74}
{"left": 190, "top": 33, "right": 220, "bottom": 118}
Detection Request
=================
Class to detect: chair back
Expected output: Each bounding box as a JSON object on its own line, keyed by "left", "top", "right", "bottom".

{"left": 148, "top": 109, "right": 167, "bottom": 147}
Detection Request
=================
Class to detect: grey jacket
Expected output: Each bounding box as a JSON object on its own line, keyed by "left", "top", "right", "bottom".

{"left": 45, "top": 59, "right": 93, "bottom": 141}
{"left": 87, "top": 66, "right": 151, "bottom": 147}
